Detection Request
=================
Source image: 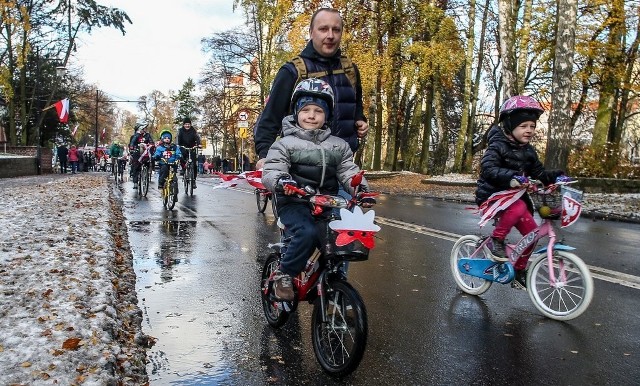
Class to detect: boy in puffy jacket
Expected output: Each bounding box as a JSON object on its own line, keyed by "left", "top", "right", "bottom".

{"left": 262, "top": 78, "right": 368, "bottom": 302}
{"left": 153, "top": 130, "right": 181, "bottom": 189}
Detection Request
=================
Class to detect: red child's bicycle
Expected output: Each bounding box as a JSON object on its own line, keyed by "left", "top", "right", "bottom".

{"left": 260, "top": 171, "right": 379, "bottom": 376}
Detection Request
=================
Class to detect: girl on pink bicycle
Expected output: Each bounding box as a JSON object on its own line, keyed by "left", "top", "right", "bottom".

{"left": 475, "top": 95, "right": 568, "bottom": 288}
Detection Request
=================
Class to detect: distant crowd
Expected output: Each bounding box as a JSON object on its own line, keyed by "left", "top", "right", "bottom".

{"left": 53, "top": 143, "right": 251, "bottom": 175}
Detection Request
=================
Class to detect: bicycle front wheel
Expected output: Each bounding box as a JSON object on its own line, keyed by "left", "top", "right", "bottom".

{"left": 256, "top": 190, "right": 268, "bottom": 213}
{"left": 450, "top": 235, "right": 493, "bottom": 295}
{"left": 312, "top": 280, "right": 367, "bottom": 377}
{"left": 527, "top": 251, "right": 594, "bottom": 321}
{"left": 168, "top": 179, "right": 177, "bottom": 210}
{"left": 141, "top": 165, "right": 149, "bottom": 196}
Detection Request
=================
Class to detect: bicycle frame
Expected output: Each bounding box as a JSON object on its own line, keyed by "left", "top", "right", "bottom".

{"left": 462, "top": 212, "right": 574, "bottom": 286}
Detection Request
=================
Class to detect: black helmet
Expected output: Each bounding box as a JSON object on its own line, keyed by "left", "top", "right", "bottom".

{"left": 290, "top": 78, "right": 335, "bottom": 121}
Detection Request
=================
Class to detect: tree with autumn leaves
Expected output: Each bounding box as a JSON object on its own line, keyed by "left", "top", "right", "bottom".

{"left": 224, "top": 0, "right": 640, "bottom": 177}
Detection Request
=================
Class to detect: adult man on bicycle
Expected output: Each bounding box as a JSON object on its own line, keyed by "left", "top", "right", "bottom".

{"left": 177, "top": 117, "right": 201, "bottom": 188}
{"left": 128, "top": 120, "right": 154, "bottom": 191}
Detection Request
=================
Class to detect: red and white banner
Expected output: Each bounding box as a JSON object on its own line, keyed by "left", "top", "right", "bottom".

{"left": 54, "top": 98, "right": 69, "bottom": 123}
{"left": 476, "top": 189, "right": 526, "bottom": 227}
{"left": 71, "top": 124, "right": 79, "bottom": 136}
{"left": 100, "top": 127, "right": 106, "bottom": 140}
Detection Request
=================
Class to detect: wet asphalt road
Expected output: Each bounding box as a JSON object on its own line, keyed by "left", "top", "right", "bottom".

{"left": 120, "top": 175, "right": 640, "bottom": 385}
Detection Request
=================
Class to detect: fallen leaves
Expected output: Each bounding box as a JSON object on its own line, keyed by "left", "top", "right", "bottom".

{"left": 62, "top": 337, "right": 83, "bottom": 350}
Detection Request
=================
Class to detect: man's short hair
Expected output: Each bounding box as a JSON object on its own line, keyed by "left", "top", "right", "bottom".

{"left": 310, "top": 8, "right": 343, "bottom": 30}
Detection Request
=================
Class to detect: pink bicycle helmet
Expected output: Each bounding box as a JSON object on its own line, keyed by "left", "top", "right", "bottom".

{"left": 498, "top": 95, "right": 544, "bottom": 122}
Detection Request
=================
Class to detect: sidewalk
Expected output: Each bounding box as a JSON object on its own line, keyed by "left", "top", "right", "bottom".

{"left": 0, "top": 173, "right": 148, "bottom": 385}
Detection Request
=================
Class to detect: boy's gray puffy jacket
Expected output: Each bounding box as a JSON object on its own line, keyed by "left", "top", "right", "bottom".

{"left": 262, "top": 115, "right": 366, "bottom": 202}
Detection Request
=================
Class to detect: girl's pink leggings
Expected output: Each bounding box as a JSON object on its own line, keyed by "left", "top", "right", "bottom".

{"left": 492, "top": 199, "right": 537, "bottom": 270}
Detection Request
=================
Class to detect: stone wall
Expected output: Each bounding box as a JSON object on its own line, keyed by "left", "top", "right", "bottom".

{"left": 576, "top": 178, "right": 640, "bottom": 194}
{"left": 0, "top": 147, "right": 53, "bottom": 177}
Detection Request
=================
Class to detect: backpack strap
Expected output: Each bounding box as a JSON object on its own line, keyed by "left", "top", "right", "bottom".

{"left": 290, "top": 55, "right": 357, "bottom": 91}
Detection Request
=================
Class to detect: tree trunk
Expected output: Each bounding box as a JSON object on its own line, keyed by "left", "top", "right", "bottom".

{"left": 454, "top": 0, "right": 476, "bottom": 173}
{"left": 544, "top": 0, "right": 578, "bottom": 171}
{"left": 419, "top": 82, "right": 434, "bottom": 174}
{"left": 498, "top": 0, "right": 518, "bottom": 99}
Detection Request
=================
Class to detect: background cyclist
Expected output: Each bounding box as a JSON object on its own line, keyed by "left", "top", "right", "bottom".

{"left": 109, "top": 140, "right": 125, "bottom": 178}
{"left": 153, "top": 130, "right": 182, "bottom": 190}
{"left": 128, "top": 120, "right": 154, "bottom": 191}
{"left": 177, "top": 117, "right": 201, "bottom": 188}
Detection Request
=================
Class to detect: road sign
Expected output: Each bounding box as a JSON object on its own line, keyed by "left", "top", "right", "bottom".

{"left": 239, "top": 127, "right": 249, "bottom": 139}
{"left": 237, "top": 120, "right": 249, "bottom": 128}
{"left": 238, "top": 111, "right": 249, "bottom": 121}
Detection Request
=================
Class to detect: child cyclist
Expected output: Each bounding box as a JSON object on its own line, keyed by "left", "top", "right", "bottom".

{"left": 475, "top": 95, "right": 568, "bottom": 288}
{"left": 153, "top": 130, "right": 182, "bottom": 189}
{"left": 262, "top": 78, "right": 371, "bottom": 302}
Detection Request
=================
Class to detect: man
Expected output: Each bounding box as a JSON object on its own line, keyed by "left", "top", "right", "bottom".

{"left": 56, "top": 143, "right": 68, "bottom": 173}
{"left": 177, "top": 117, "right": 201, "bottom": 188}
{"left": 128, "top": 120, "right": 154, "bottom": 190}
{"left": 254, "top": 7, "right": 369, "bottom": 170}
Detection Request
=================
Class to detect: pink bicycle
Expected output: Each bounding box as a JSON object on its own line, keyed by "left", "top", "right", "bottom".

{"left": 451, "top": 180, "right": 594, "bottom": 321}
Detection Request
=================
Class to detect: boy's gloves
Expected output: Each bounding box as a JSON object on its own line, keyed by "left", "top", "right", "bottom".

{"left": 510, "top": 175, "right": 529, "bottom": 187}
{"left": 276, "top": 177, "right": 297, "bottom": 193}
{"left": 555, "top": 175, "right": 574, "bottom": 183}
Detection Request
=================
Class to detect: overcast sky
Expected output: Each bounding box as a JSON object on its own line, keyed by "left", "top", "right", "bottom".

{"left": 74, "top": 0, "right": 245, "bottom": 111}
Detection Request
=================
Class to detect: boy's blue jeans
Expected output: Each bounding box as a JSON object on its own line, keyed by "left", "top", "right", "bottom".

{"left": 277, "top": 202, "right": 320, "bottom": 277}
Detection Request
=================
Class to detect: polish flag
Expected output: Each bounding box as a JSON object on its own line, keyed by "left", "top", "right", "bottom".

{"left": 101, "top": 127, "right": 106, "bottom": 140}
{"left": 54, "top": 98, "right": 69, "bottom": 123}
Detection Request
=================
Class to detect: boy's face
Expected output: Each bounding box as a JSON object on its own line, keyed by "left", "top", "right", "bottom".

{"left": 510, "top": 121, "right": 537, "bottom": 144}
{"left": 298, "top": 104, "right": 326, "bottom": 130}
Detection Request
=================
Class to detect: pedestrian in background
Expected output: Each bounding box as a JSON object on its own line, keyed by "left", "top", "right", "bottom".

{"left": 197, "top": 153, "right": 206, "bottom": 174}
{"left": 68, "top": 145, "right": 79, "bottom": 174}
{"left": 57, "top": 144, "right": 68, "bottom": 173}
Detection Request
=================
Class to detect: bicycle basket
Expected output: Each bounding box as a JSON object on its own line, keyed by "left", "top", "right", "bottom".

{"left": 325, "top": 230, "right": 370, "bottom": 261}
{"left": 531, "top": 185, "right": 583, "bottom": 219}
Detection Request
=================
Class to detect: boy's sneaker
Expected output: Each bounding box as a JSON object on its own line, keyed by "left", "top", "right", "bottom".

{"left": 133, "top": 184, "right": 138, "bottom": 190}
{"left": 489, "top": 237, "right": 508, "bottom": 262}
{"left": 512, "top": 269, "right": 527, "bottom": 290}
{"left": 192, "top": 181, "right": 197, "bottom": 188}
{"left": 273, "top": 270, "right": 294, "bottom": 302}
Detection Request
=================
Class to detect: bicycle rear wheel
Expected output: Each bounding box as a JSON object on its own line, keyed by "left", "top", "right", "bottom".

{"left": 450, "top": 235, "right": 493, "bottom": 295}
{"left": 256, "top": 190, "right": 268, "bottom": 213}
{"left": 527, "top": 251, "right": 593, "bottom": 321}
{"left": 312, "top": 280, "right": 367, "bottom": 377}
{"left": 260, "top": 253, "right": 290, "bottom": 327}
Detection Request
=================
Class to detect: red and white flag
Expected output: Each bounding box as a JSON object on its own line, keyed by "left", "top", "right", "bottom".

{"left": 71, "top": 124, "right": 79, "bottom": 136}
{"left": 100, "top": 127, "right": 106, "bottom": 140}
{"left": 54, "top": 98, "right": 69, "bottom": 123}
